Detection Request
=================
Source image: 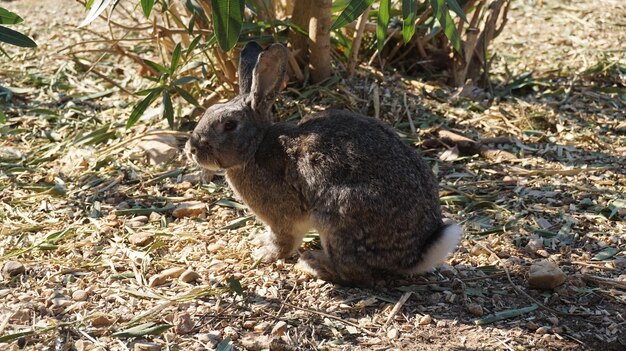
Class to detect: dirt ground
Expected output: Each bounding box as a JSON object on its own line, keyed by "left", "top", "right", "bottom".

{"left": 0, "top": 0, "right": 624, "bottom": 350}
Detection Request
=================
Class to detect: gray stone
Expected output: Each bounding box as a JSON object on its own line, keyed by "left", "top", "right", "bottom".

{"left": 137, "top": 134, "right": 178, "bottom": 165}
{"left": 2, "top": 261, "right": 25, "bottom": 277}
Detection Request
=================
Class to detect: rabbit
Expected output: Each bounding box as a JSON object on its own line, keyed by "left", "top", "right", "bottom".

{"left": 186, "top": 41, "right": 462, "bottom": 287}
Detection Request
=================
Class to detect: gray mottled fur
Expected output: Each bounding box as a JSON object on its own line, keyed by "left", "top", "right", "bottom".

{"left": 187, "top": 43, "right": 459, "bottom": 287}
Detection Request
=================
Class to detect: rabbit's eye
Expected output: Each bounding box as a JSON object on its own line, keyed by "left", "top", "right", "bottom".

{"left": 223, "top": 120, "right": 237, "bottom": 132}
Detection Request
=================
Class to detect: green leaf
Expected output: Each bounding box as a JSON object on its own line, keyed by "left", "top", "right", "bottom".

{"left": 332, "top": 0, "right": 351, "bottom": 13}
{"left": 162, "top": 90, "right": 174, "bottom": 128}
{"left": 215, "top": 198, "right": 247, "bottom": 209}
{"left": 210, "top": 0, "right": 245, "bottom": 51}
{"left": 216, "top": 337, "right": 234, "bottom": 351}
{"left": 143, "top": 59, "right": 168, "bottom": 74}
{"left": 331, "top": 0, "right": 374, "bottom": 31}
{"left": 140, "top": 0, "right": 155, "bottom": 18}
{"left": 592, "top": 247, "right": 620, "bottom": 261}
{"left": 402, "top": 0, "right": 418, "bottom": 43}
{"left": 446, "top": 0, "right": 468, "bottom": 23}
{"left": 172, "top": 76, "right": 198, "bottom": 86}
{"left": 186, "top": 36, "right": 201, "bottom": 58}
{"left": 0, "top": 8, "right": 23, "bottom": 24}
{"left": 220, "top": 215, "right": 254, "bottom": 230}
{"left": 126, "top": 87, "right": 163, "bottom": 129}
{"left": 185, "top": 0, "right": 210, "bottom": 24}
{"left": 0, "top": 110, "right": 6, "bottom": 123}
{"left": 430, "top": 0, "right": 462, "bottom": 54}
{"left": 0, "top": 25, "right": 36, "bottom": 47}
{"left": 173, "top": 86, "right": 200, "bottom": 107}
{"left": 475, "top": 304, "right": 538, "bottom": 326}
{"left": 111, "top": 322, "right": 171, "bottom": 338}
{"left": 169, "top": 43, "right": 182, "bottom": 75}
{"left": 0, "top": 329, "right": 35, "bottom": 343}
{"left": 226, "top": 276, "right": 244, "bottom": 296}
{"left": 376, "top": 0, "right": 391, "bottom": 51}
{"left": 188, "top": 12, "right": 196, "bottom": 34}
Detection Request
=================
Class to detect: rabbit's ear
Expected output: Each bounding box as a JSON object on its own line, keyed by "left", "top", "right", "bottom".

{"left": 250, "top": 43, "right": 288, "bottom": 115}
{"left": 239, "top": 41, "right": 263, "bottom": 95}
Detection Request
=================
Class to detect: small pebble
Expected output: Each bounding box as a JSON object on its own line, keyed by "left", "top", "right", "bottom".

{"left": 149, "top": 212, "right": 161, "bottom": 222}
{"left": 51, "top": 297, "right": 72, "bottom": 308}
{"left": 386, "top": 328, "right": 399, "bottom": 339}
{"left": 160, "top": 267, "right": 186, "bottom": 279}
{"left": 148, "top": 274, "right": 169, "bottom": 287}
{"left": 130, "top": 215, "right": 149, "bottom": 224}
{"left": 528, "top": 260, "right": 566, "bottom": 290}
{"left": 127, "top": 221, "right": 146, "bottom": 229}
{"left": 10, "top": 309, "right": 30, "bottom": 324}
{"left": 133, "top": 341, "right": 160, "bottom": 351}
{"left": 535, "top": 326, "right": 550, "bottom": 335}
{"left": 128, "top": 233, "right": 153, "bottom": 247}
{"left": 418, "top": 314, "right": 432, "bottom": 325}
{"left": 548, "top": 317, "right": 559, "bottom": 325}
{"left": 74, "top": 339, "right": 91, "bottom": 351}
{"left": 180, "top": 269, "right": 200, "bottom": 283}
{"left": 536, "top": 249, "right": 550, "bottom": 257}
{"left": 223, "top": 326, "right": 238, "bottom": 340}
{"left": 172, "top": 202, "right": 206, "bottom": 218}
{"left": 197, "top": 334, "right": 218, "bottom": 348}
{"left": 2, "top": 261, "right": 26, "bottom": 277}
{"left": 174, "top": 313, "right": 194, "bottom": 335}
{"left": 17, "top": 294, "right": 31, "bottom": 303}
{"left": 525, "top": 237, "right": 544, "bottom": 253}
{"left": 470, "top": 245, "right": 489, "bottom": 256}
{"left": 91, "top": 315, "right": 113, "bottom": 328}
{"left": 436, "top": 320, "right": 446, "bottom": 328}
{"left": 207, "top": 242, "right": 224, "bottom": 253}
{"left": 171, "top": 181, "right": 192, "bottom": 191}
{"left": 467, "top": 303, "right": 484, "bottom": 317}
{"left": 254, "top": 321, "right": 270, "bottom": 333}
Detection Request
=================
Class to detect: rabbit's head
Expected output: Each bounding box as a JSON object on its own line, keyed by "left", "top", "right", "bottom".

{"left": 187, "top": 42, "right": 288, "bottom": 170}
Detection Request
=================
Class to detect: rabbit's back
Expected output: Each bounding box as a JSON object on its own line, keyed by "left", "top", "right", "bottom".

{"left": 279, "top": 111, "right": 444, "bottom": 273}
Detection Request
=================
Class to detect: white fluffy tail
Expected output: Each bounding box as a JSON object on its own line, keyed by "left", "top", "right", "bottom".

{"left": 413, "top": 221, "right": 463, "bottom": 274}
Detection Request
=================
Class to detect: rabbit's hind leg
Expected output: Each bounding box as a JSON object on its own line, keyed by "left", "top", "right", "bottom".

{"left": 296, "top": 250, "right": 374, "bottom": 287}
{"left": 295, "top": 250, "right": 338, "bottom": 282}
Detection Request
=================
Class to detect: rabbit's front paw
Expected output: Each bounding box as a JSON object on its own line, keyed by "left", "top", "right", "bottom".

{"left": 251, "top": 245, "right": 282, "bottom": 262}
{"left": 251, "top": 229, "right": 294, "bottom": 262}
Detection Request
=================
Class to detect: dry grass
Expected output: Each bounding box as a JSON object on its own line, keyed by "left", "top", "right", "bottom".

{"left": 1, "top": 0, "right": 624, "bottom": 350}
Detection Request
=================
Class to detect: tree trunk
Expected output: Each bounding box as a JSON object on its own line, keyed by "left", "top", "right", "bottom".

{"left": 309, "top": 0, "right": 332, "bottom": 83}
{"left": 288, "top": 0, "right": 311, "bottom": 65}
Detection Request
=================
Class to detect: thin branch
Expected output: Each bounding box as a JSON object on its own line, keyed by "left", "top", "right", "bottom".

{"left": 347, "top": 5, "right": 372, "bottom": 74}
